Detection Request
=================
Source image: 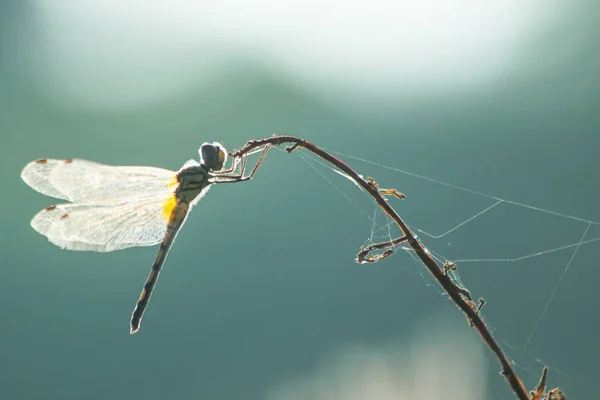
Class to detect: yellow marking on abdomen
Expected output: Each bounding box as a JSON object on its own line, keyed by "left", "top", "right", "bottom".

{"left": 162, "top": 195, "right": 177, "bottom": 221}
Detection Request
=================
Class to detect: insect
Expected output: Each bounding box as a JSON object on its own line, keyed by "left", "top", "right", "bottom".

{"left": 21, "top": 142, "right": 270, "bottom": 334}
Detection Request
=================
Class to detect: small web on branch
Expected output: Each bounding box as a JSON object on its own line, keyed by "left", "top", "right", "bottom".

{"left": 284, "top": 145, "right": 600, "bottom": 398}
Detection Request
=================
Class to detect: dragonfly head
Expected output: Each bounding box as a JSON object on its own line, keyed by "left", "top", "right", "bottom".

{"left": 199, "top": 142, "right": 228, "bottom": 171}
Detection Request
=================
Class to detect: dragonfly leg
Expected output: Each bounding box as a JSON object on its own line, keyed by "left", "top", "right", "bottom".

{"left": 211, "top": 144, "right": 271, "bottom": 183}
{"left": 217, "top": 154, "right": 240, "bottom": 174}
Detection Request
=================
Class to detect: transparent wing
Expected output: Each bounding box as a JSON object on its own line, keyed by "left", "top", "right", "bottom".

{"left": 31, "top": 194, "right": 175, "bottom": 252}
{"left": 21, "top": 159, "right": 176, "bottom": 203}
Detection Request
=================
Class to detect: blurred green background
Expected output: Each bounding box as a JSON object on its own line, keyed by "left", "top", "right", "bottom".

{"left": 1, "top": 1, "right": 599, "bottom": 399}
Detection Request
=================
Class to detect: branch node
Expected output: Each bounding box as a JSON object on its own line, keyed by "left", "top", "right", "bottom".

{"left": 455, "top": 286, "right": 472, "bottom": 302}
{"left": 475, "top": 298, "right": 486, "bottom": 315}
{"left": 443, "top": 261, "right": 457, "bottom": 275}
{"left": 286, "top": 143, "right": 301, "bottom": 153}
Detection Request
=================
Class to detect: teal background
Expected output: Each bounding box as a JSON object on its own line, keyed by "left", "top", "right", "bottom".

{"left": 1, "top": 2, "right": 599, "bottom": 399}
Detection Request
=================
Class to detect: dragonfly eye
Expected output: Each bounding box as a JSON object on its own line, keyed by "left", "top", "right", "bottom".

{"left": 199, "top": 142, "right": 227, "bottom": 171}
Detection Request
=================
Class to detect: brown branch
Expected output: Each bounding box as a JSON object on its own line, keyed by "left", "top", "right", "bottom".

{"left": 231, "top": 135, "right": 534, "bottom": 400}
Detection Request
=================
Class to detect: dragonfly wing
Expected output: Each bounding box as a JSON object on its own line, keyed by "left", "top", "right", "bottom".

{"left": 31, "top": 194, "right": 176, "bottom": 252}
{"left": 21, "top": 159, "right": 176, "bottom": 203}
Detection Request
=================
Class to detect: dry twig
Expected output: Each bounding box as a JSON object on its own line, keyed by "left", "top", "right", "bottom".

{"left": 231, "top": 135, "right": 555, "bottom": 400}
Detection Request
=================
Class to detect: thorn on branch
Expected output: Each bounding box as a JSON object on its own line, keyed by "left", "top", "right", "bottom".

{"left": 531, "top": 367, "right": 548, "bottom": 400}
{"left": 475, "top": 298, "right": 485, "bottom": 315}
{"left": 468, "top": 298, "right": 486, "bottom": 327}
{"left": 286, "top": 143, "right": 301, "bottom": 153}
{"left": 366, "top": 177, "right": 406, "bottom": 200}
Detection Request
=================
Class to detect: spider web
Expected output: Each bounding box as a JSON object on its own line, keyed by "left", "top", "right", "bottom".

{"left": 286, "top": 146, "right": 600, "bottom": 399}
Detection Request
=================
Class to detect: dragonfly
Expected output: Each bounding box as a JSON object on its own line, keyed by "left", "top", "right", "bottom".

{"left": 21, "top": 142, "right": 270, "bottom": 334}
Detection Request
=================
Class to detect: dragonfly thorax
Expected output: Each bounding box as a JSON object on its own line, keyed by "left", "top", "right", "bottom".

{"left": 199, "top": 142, "right": 227, "bottom": 171}
{"left": 176, "top": 165, "right": 211, "bottom": 204}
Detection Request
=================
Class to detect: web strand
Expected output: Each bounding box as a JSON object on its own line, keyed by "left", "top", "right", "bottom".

{"left": 326, "top": 148, "right": 600, "bottom": 226}
{"left": 295, "top": 151, "right": 372, "bottom": 221}
{"left": 453, "top": 236, "right": 600, "bottom": 264}
{"left": 523, "top": 222, "right": 591, "bottom": 350}
{"left": 500, "top": 339, "right": 600, "bottom": 394}
{"left": 293, "top": 146, "right": 600, "bottom": 271}
{"left": 417, "top": 200, "right": 503, "bottom": 239}
{"left": 286, "top": 143, "right": 598, "bottom": 396}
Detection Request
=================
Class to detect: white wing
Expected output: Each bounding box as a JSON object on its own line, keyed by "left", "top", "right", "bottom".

{"left": 21, "top": 159, "right": 176, "bottom": 203}
{"left": 31, "top": 194, "right": 174, "bottom": 252}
